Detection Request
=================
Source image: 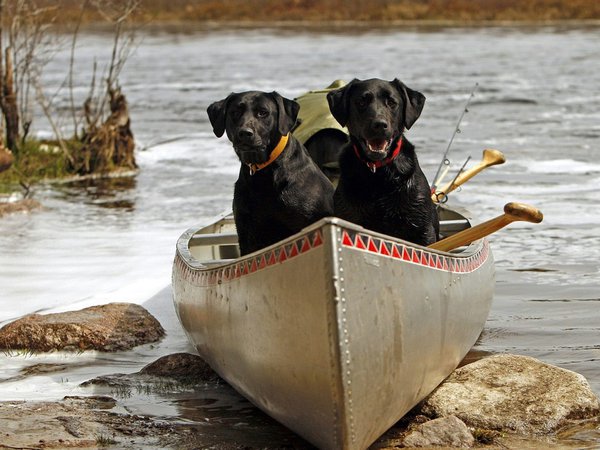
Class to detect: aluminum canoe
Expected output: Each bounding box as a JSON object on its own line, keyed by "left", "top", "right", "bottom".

{"left": 172, "top": 206, "right": 495, "bottom": 449}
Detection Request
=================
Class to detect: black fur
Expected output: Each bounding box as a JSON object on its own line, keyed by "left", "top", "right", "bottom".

{"left": 327, "top": 78, "right": 439, "bottom": 246}
{"left": 304, "top": 128, "right": 349, "bottom": 181}
{"left": 208, "top": 91, "right": 334, "bottom": 255}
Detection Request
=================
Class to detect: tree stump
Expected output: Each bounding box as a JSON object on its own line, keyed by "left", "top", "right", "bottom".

{"left": 76, "top": 88, "right": 137, "bottom": 175}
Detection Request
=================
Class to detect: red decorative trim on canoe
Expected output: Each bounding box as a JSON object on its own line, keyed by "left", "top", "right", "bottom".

{"left": 178, "top": 229, "right": 325, "bottom": 287}
{"left": 342, "top": 230, "right": 353, "bottom": 246}
{"left": 368, "top": 237, "right": 378, "bottom": 253}
{"left": 300, "top": 236, "right": 312, "bottom": 253}
{"left": 355, "top": 235, "right": 367, "bottom": 250}
{"left": 340, "top": 229, "right": 490, "bottom": 273}
{"left": 312, "top": 232, "right": 323, "bottom": 247}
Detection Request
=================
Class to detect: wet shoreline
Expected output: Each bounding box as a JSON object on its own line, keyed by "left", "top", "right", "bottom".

{"left": 1, "top": 292, "right": 599, "bottom": 449}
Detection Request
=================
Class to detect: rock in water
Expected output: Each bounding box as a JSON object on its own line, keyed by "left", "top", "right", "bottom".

{"left": 420, "top": 354, "right": 600, "bottom": 434}
{"left": 139, "top": 352, "right": 221, "bottom": 382}
{"left": 0, "top": 303, "right": 164, "bottom": 352}
{"left": 402, "top": 415, "right": 475, "bottom": 448}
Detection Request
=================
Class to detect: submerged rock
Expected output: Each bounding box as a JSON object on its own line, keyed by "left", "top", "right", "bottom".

{"left": 402, "top": 415, "right": 475, "bottom": 448}
{"left": 139, "top": 352, "right": 221, "bottom": 382}
{"left": 0, "top": 302, "right": 164, "bottom": 352}
{"left": 420, "top": 354, "right": 600, "bottom": 434}
{"left": 82, "top": 352, "right": 222, "bottom": 394}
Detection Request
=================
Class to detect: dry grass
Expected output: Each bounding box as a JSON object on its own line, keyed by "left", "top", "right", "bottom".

{"left": 21, "top": 0, "right": 600, "bottom": 25}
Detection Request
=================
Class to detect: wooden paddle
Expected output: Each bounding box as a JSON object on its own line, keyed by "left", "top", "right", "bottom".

{"left": 432, "top": 149, "right": 506, "bottom": 203}
{"left": 429, "top": 202, "right": 543, "bottom": 252}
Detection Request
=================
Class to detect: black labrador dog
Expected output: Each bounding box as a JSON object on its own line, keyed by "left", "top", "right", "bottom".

{"left": 208, "top": 91, "right": 334, "bottom": 255}
{"left": 327, "top": 78, "right": 439, "bottom": 246}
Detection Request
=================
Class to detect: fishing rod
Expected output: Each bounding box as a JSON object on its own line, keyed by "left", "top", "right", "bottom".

{"left": 434, "top": 155, "right": 471, "bottom": 204}
{"left": 430, "top": 82, "right": 479, "bottom": 195}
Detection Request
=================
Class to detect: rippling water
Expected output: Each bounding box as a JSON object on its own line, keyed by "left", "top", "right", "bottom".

{"left": 1, "top": 24, "right": 599, "bottom": 444}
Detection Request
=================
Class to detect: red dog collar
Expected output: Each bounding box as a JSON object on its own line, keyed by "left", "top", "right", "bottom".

{"left": 353, "top": 138, "right": 403, "bottom": 173}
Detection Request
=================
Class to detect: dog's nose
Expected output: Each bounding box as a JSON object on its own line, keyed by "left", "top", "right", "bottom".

{"left": 372, "top": 119, "right": 388, "bottom": 131}
{"left": 238, "top": 128, "right": 254, "bottom": 140}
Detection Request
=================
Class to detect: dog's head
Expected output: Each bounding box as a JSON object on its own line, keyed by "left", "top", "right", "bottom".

{"left": 207, "top": 91, "right": 300, "bottom": 165}
{"left": 327, "top": 78, "right": 425, "bottom": 162}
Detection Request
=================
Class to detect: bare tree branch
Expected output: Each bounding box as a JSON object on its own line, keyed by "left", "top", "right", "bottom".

{"left": 87, "top": 0, "right": 140, "bottom": 128}
{"left": 69, "top": 0, "right": 89, "bottom": 140}
{"left": 34, "top": 80, "right": 74, "bottom": 166}
{"left": 1, "top": 0, "right": 60, "bottom": 147}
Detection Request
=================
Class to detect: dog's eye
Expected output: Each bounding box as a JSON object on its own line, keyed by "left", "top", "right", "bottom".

{"left": 386, "top": 98, "right": 397, "bottom": 108}
{"left": 256, "top": 109, "right": 269, "bottom": 118}
{"left": 357, "top": 93, "right": 373, "bottom": 109}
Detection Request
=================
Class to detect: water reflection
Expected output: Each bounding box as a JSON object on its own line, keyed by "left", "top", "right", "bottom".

{"left": 54, "top": 175, "right": 137, "bottom": 211}
{"left": 172, "top": 386, "right": 312, "bottom": 447}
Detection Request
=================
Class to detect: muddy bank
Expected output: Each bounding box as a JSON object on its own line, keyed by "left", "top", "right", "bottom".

{"left": 30, "top": 0, "right": 600, "bottom": 25}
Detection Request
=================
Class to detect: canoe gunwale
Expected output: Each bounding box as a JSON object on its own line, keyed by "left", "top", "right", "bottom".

{"left": 176, "top": 213, "right": 486, "bottom": 273}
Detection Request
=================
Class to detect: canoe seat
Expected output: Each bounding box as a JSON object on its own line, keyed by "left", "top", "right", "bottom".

{"left": 439, "top": 219, "right": 470, "bottom": 233}
{"left": 189, "top": 232, "right": 241, "bottom": 260}
{"left": 189, "top": 232, "right": 239, "bottom": 246}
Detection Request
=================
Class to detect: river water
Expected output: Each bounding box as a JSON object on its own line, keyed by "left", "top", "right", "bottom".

{"left": 1, "top": 24, "right": 599, "bottom": 445}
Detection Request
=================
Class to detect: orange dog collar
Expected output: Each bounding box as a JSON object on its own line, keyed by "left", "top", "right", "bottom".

{"left": 248, "top": 133, "right": 289, "bottom": 175}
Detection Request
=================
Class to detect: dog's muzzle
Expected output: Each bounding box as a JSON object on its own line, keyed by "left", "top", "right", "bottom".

{"left": 365, "top": 138, "right": 392, "bottom": 161}
{"left": 235, "top": 145, "right": 268, "bottom": 165}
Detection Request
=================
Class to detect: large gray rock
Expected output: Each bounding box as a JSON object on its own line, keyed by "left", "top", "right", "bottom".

{"left": 420, "top": 354, "right": 600, "bottom": 434}
{"left": 0, "top": 302, "right": 164, "bottom": 352}
{"left": 402, "top": 415, "right": 475, "bottom": 448}
{"left": 0, "top": 396, "right": 166, "bottom": 449}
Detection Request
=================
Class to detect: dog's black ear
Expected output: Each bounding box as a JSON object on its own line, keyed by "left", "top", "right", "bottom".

{"left": 393, "top": 79, "right": 426, "bottom": 130}
{"left": 326, "top": 79, "right": 356, "bottom": 127}
{"left": 207, "top": 95, "right": 231, "bottom": 138}
{"left": 270, "top": 91, "right": 300, "bottom": 135}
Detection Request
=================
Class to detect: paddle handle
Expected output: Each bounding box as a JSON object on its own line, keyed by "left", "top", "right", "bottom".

{"left": 432, "top": 149, "right": 506, "bottom": 202}
{"left": 429, "top": 202, "right": 543, "bottom": 252}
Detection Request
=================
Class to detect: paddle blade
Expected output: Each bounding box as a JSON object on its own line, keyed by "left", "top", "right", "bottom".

{"left": 432, "top": 149, "right": 506, "bottom": 203}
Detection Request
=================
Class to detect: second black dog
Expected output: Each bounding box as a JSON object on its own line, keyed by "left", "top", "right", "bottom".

{"left": 208, "top": 91, "right": 334, "bottom": 255}
{"left": 327, "top": 78, "right": 439, "bottom": 246}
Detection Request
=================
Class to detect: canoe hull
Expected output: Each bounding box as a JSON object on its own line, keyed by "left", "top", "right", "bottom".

{"left": 172, "top": 216, "right": 494, "bottom": 449}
